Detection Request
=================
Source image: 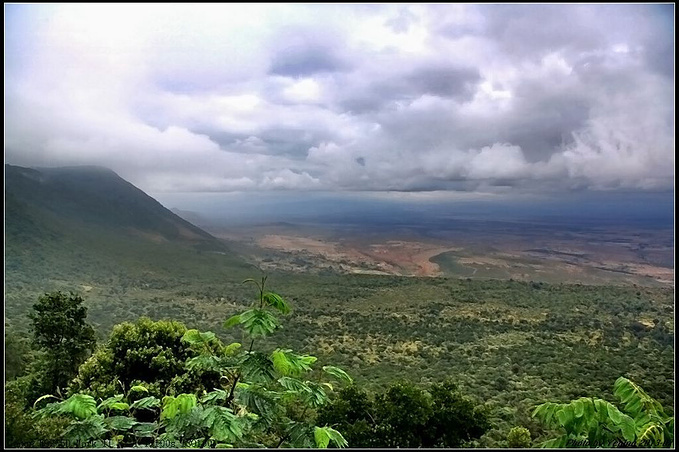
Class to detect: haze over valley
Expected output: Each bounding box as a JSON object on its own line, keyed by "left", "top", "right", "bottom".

{"left": 161, "top": 190, "right": 674, "bottom": 286}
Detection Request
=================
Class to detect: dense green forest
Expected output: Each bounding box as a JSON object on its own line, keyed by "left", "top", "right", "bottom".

{"left": 5, "top": 273, "right": 675, "bottom": 448}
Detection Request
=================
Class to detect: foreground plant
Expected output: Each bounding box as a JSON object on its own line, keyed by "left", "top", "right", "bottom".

{"left": 532, "top": 377, "right": 673, "bottom": 448}
{"left": 34, "top": 276, "right": 351, "bottom": 448}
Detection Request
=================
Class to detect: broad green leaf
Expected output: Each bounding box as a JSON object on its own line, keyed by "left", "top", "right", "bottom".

{"left": 263, "top": 292, "right": 290, "bottom": 314}
{"left": 181, "top": 329, "right": 203, "bottom": 345}
{"left": 63, "top": 415, "right": 108, "bottom": 442}
{"left": 107, "top": 415, "right": 138, "bottom": 431}
{"left": 98, "top": 394, "right": 124, "bottom": 412}
{"left": 315, "top": 426, "right": 347, "bottom": 448}
{"left": 234, "top": 383, "right": 280, "bottom": 424}
{"left": 305, "top": 381, "right": 329, "bottom": 407}
{"left": 322, "top": 366, "right": 353, "bottom": 384}
{"left": 132, "top": 422, "right": 158, "bottom": 438}
{"left": 130, "top": 385, "right": 149, "bottom": 394}
{"left": 201, "top": 389, "right": 228, "bottom": 405}
{"left": 619, "top": 416, "right": 636, "bottom": 442}
{"left": 109, "top": 402, "right": 130, "bottom": 411}
{"left": 594, "top": 400, "right": 610, "bottom": 423}
{"left": 224, "top": 314, "right": 242, "bottom": 329}
{"left": 161, "top": 394, "right": 197, "bottom": 420}
{"left": 613, "top": 377, "right": 665, "bottom": 418}
{"left": 241, "top": 352, "right": 277, "bottom": 384}
{"left": 573, "top": 400, "right": 585, "bottom": 418}
{"left": 239, "top": 309, "right": 279, "bottom": 338}
{"left": 271, "top": 349, "right": 316, "bottom": 376}
{"left": 35, "top": 401, "right": 62, "bottom": 418}
{"left": 556, "top": 405, "right": 576, "bottom": 435}
{"left": 186, "top": 354, "right": 223, "bottom": 372}
{"left": 314, "top": 426, "right": 331, "bottom": 448}
{"left": 164, "top": 405, "right": 205, "bottom": 439}
{"left": 325, "top": 426, "right": 348, "bottom": 448}
{"left": 224, "top": 342, "right": 242, "bottom": 356}
{"left": 637, "top": 423, "right": 663, "bottom": 444}
{"left": 607, "top": 404, "right": 623, "bottom": 424}
{"left": 182, "top": 329, "right": 219, "bottom": 356}
{"left": 278, "top": 377, "right": 312, "bottom": 395}
{"left": 533, "top": 402, "right": 561, "bottom": 426}
{"left": 288, "top": 422, "right": 315, "bottom": 448}
{"left": 130, "top": 396, "right": 161, "bottom": 410}
{"left": 61, "top": 394, "right": 98, "bottom": 420}
{"left": 202, "top": 406, "right": 242, "bottom": 442}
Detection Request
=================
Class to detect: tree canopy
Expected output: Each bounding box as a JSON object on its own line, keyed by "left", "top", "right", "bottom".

{"left": 28, "top": 291, "right": 96, "bottom": 395}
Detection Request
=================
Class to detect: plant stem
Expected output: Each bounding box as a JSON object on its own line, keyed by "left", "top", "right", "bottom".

{"left": 226, "top": 374, "right": 240, "bottom": 409}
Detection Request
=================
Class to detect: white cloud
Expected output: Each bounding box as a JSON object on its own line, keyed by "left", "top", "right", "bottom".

{"left": 5, "top": 4, "right": 674, "bottom": 194}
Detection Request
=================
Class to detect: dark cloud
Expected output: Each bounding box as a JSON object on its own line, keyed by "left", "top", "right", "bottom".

{"left": 477, "top": 4, "right": 607, "bottom": 58}
{"left": 406, "top": 66, "right": 481, "bottom": 100}
{"left": 269, "top": 44, "right": 349, "bottom": 77}
{"left": 338, "top": 64, "right": 481, "bottom": 114}
{"left": 267, "top": 25, "right": 352, "bottom": 77}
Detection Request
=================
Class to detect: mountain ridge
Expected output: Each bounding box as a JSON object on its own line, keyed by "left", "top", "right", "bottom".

{"left": 5, "top": 163, "right": 223, "bottom": 248}
{"left": 4, "top": 164, "right": 251, "bottom": 305}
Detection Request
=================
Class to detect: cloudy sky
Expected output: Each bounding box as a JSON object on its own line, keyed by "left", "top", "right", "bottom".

{"left": 5, "top": 4, "right": 675, "bottom": 197}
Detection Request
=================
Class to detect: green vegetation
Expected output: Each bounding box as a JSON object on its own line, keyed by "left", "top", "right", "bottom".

{"left": 533, "top": 377, "right": 674, "bottom": 448}
{"left": 6, "top": 280, "right": 674, "bottom": 448}
{"left": 507, "top": 426, "right": 532, "bottom": 448}
{"left": 317, "top": 380, "right": 490, "bottom": 447}
{"left": 29, "top": 292, "right": 96, "bottom": 396}
{"left": 6, "top": 274, "right": 674, "bottom": 447}
{"left": 8, "top": 285, "right": 356, "bottom": 448}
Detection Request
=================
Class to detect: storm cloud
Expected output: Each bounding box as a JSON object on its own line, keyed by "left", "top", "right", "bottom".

{"left": 4, "top": 4, "right": 674, "bottom": 194}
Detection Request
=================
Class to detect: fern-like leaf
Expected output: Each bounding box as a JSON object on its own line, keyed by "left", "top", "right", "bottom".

{"left": 130, "top": 396, "right": 161, "bottom": 411}
{"left": 224, "top": 314, "right": 242, "bottom": 329}
{"left": 241, "top": 352, "right": 277, "bottom": 384}
{"left": 161, "top": 394, "right": 197, "bottom": 420}
{"left": 263, "top": 292, "right": 290, "bottom": 314}
{"left": 271, "top": 349, "right": 316, "bottom": 377}
{"left": 314, "top": 426, "right": 348, "bottom": 448}
{"left": 201, "top": 389, "right": 228, "bottom": 405}
{"left": 107, "top": 415, "right": 138, "bottom": 431}
{"left": 60, "top": 394, "right": 98, "bottom": 420}
{"left": 202, "top": 406, "right": 242, "bottom": 442}
{"left": 63, "top": 415, "right": 108, "bottom": 442}
{"left": 239, "top": 309, "right": 279, "bottom": 338}
{"left": 322, "top": 366, "right": 353, "bottom": 384}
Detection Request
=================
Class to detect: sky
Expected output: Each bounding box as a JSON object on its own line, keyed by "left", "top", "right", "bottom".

{"left": 4, "top": 3, "right": 675, "bottom": 199}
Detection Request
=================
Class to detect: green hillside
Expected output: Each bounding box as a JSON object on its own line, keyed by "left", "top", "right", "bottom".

{"left": 4, "top": 164, "right": 252, "bottom": 325}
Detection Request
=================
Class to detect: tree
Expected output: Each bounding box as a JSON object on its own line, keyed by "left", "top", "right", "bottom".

{"left": 4, "top": 323, "right": 33, "bottom": 382}
{"left": 373, "top": 381, "right": 433, "bottom": 447}
{"left": 317, "top": 379, "right": 490, "bottom": 448}
{"left": 28, "top": 291, "right": 96, "bottom": 395}
{"left": 69, "top": 317, "right": 215, "bottom": 400}
{"left": 507, "top": 426, "right": 532, "bottom": 448}
{"left": 532, "top": 377, "right": 674, "bottom": 448}
{"left": 425, "top": 379, "right": 491, "bottom": 447}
